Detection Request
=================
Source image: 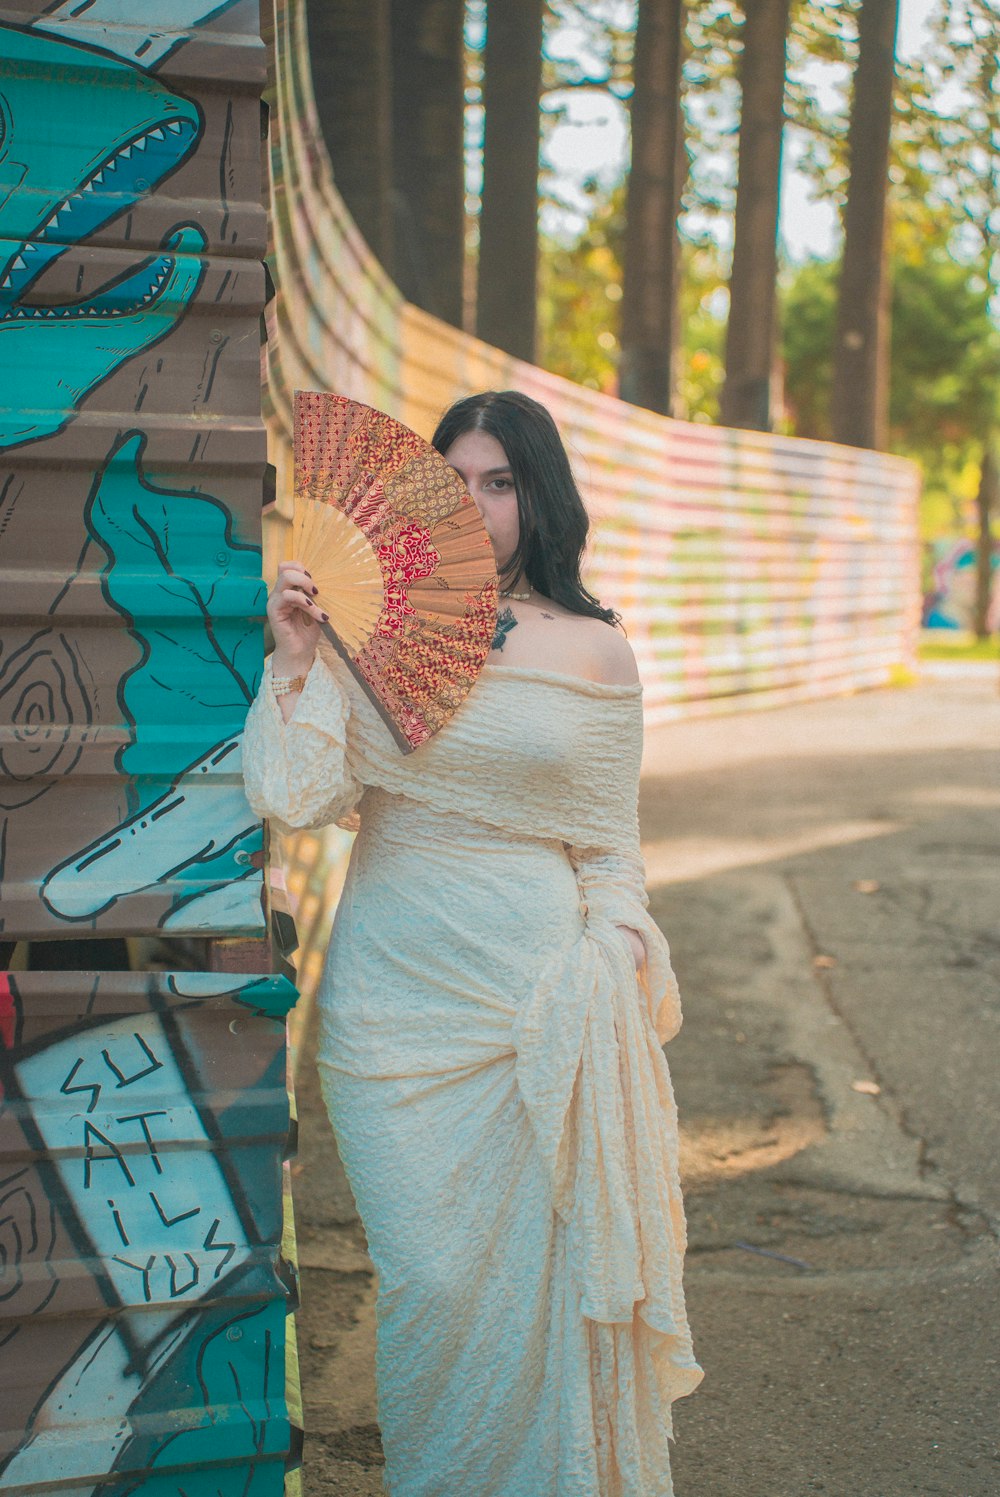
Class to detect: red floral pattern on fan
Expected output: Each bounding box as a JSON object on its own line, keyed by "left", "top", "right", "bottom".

{"left": 294, "top": 391, "right": 499, "bottom": 752}
{"left": 376, "top": 524, "right": 442, "bottom": 638}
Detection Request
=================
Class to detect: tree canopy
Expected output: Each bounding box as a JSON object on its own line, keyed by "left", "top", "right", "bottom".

{"left": 536, "top": 0, "right": 1000, "bottom": 538}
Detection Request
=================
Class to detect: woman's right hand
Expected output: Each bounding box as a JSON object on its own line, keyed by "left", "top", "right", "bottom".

{"left": 268, "top": 559, "right": 328, "bottom": 673}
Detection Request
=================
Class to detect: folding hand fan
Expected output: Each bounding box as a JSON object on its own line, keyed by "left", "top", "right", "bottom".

{"left": 292, "top": 391, "right": 499, "bottom": 752}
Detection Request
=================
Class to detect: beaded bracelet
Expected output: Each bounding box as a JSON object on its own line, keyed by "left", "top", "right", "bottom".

{"left": 272, "top": 671, "right": 308, "bottom": 699}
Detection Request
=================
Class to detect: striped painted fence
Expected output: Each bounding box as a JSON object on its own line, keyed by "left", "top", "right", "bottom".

{"left": 263, "top": 0, "right": 921, "bottom": 1001}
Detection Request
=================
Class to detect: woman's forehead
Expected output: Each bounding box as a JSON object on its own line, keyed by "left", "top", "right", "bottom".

{"left": 442, "top": 428, "right": 511, "bottom": 472}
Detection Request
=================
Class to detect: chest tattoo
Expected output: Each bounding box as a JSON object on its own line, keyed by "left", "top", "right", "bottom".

{"left": 541, "top": 611, "right": 555, "bottom": 619}
{"left": 491, "top": 605, "right": 519, "bottom": 652}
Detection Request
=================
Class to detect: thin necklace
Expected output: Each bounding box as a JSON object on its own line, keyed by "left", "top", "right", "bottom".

{"left": 500, "top": 583, "right": 532, "bottom": 601}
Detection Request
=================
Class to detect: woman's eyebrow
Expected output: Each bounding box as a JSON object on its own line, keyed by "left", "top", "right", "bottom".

{"left": 450, "top": 463, "right": 514, "bottom": 481}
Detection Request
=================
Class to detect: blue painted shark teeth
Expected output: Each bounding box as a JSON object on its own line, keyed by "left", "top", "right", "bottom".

{"left": 0, "top": 116, "right": 197, "bottom": 302}
{"left": 6, "top": 253, "right": 173, "bottom": 320}
{"left": 0, "top": 242, "right": 43, "bottom": 292}
{"left": 37, "top": 119, "right": 196, "bottom": 242}
{"left": 0, "top": 224, "right": 205, "bottom": 450}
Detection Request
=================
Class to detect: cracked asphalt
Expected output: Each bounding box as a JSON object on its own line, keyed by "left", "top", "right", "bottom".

{"left": 291, "top": 667, "right": 1000, "bottom": 1497}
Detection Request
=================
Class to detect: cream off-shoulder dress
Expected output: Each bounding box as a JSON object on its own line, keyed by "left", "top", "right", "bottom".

{"left": 242, "top": 641, "right": 702, "bottom": 1497}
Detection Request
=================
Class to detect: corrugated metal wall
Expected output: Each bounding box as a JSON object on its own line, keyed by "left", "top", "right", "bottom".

{"left": 261, "top": 0, "right": 920, "bottom": 1001}
{"left": 0, "top": 970, "right": 299, "bottom": 1495}
{"left": 0, "top": 4, "right": 301, "bottom": 1493}
{"left": 0, "top": 2, "right": 269, "bottom": 940}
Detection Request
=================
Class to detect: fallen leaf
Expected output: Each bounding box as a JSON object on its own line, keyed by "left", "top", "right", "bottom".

{"left": 851, "top": 1079, "right": 881, "bottom": 1096}
{"left": 813, "top": 954, "right": 837, "bottom": 969}
{"left": 853, "top": 880, "right": 881, "bottom": 894}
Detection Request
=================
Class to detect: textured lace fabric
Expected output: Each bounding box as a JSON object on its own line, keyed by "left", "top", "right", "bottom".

{"left": 242, "top": 648, "right": 703, "bottom": 1496}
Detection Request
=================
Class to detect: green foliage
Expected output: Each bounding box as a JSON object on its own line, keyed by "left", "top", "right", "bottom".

{"left": 676, "top": 236, "right": 728, "bottom": 421}
{"left": 537, "top": 181, "right": 728, "bottom": 420}
{"left": 782, "top": 237, "right": 1000, "bottom": 455}
{"left": 535, "top": 0, "right": 999, "bottom": 539}
{"left": 682, "top": 1, "right": 743, "bottom": 224}
{"left": 896, "top": 1, "right": 998, "bottom": 280}
{"left": 919, "top": 633, "right": 999, "bottom": 662}
{"left": 780, "top": 257, "right": 837, "bottom": 439}
{"left": 538, "top": 183, "right": 624, "bottom": 392}
{"left": 543, "top": 0, "right": 635, "bottom": 99}
{"left": 891, "top": 239, "right": 1000, "bottom": 458}
{"left": 783, "top": 0, "right": 999, "bottom": 541}
{"left": 781, "top": 226, "right": 1000, "bottom": 533}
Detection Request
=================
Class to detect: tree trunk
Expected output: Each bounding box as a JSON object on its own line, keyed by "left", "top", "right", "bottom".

{"left": 307, "top": 0, "right": 393, "bottom": 270}
{"left": 619, "top": 0, "right": 686, "bottom": 416}
{"left": 720, "top": 0, "right": 791, "bottom": 431}
{"left": 974, "top": 441, "right": 997, "bottom": 640}
{"left": 390, "top": 0, "right": 466, "bottom": 326}
{"left": 476, "top": 0, "right": 544, "bottom": 361}
{"left": 831, "top": 0, "right": 900, "bottom": 450}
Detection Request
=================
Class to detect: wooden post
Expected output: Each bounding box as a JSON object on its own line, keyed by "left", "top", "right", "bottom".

{"left": 831, "top": 0, "right": 900, "bottom": 450}
{"left": 390, "top": 0, "right": 467, "bottom": 327}
{"left": 720, "top": 0, "right": 791, "bottom": 432}
{"left": 476, "top": 0, "right": 544, "bottom": 360}
{"left": 619, "top": 0, "right": 686, "bottom": 415}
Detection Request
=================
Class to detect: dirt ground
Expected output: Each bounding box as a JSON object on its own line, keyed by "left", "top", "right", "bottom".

{"left": 290, "top": 667, "right": 1000, "bottom": 1497}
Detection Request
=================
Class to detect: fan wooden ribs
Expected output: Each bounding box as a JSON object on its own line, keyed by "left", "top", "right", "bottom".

{"left": 292, "top": 391, "right": 499, "bottom": 752}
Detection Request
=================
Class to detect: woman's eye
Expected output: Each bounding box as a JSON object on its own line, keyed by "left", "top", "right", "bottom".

{"left": 489, "top": 478, "right": 515, "bottom": 493}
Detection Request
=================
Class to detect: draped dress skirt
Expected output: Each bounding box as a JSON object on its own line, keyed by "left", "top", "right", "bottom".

{"left": 241, "top": 652, "right": 702, "bottom": 1497}
{"left": 315, "top": 786, "right": 696, "bottom": 1497}
{"left": 316, "top": 787, "right": 597, "bottom": 1494}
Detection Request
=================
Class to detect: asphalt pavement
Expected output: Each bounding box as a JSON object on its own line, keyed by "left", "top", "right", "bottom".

{"left": 291, "top": 665, "right": 1000, "bottom": 1497}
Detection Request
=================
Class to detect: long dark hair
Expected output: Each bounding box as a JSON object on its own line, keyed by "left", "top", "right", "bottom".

{"left": 431, "top": 390, "right": 622, "bottom": 629}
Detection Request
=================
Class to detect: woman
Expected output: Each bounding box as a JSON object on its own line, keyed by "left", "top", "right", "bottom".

{"left": 242, "top": 391, "right": 702, "bottom": 1496}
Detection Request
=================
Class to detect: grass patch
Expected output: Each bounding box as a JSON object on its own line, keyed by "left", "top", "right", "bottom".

{"left": 919, "top": 633, "right": 998, "bottom": 662}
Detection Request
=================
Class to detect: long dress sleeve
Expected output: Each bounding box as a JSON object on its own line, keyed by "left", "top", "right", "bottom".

{"left": 242, "top": 654, "right": 364, "bottom": 836}
{"left": 567, "top": 835, "right": 683, "bottom": 1047}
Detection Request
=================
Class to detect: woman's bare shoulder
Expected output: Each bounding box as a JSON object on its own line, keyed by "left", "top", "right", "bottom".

{"left": 585, "top": 618, "right": 641, "bottom": 686}
{"left": 540, "top": 610, "right": 639, "bottom": 687}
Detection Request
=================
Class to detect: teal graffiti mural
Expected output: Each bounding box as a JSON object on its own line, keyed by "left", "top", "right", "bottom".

{"left": 33, "top": 1, "right": 244, "bottom": 68}
{"left": 41, "top": 733, "right": 264, "bottom": 932}
{"left": 922, "top": 535, "right": 1000, "bottom": 632}
{"left": 0, "top": 970, "right": 298, "bottom": 1493}
{"left": 0, "top": 225, "right": 207, "bottom": 449}
{"left": 38, "top": 433, "right": 266, "bottom": 933}
{"left": 0, "top": 23, "right": 206, "bottom": 449}
{"left": 0, "top": 0, "right": 269, "bottom": 936}
{"left": 10, "top": 431, "right": 268, "bottom": 934}
{"left": 86, "top": 432, "right": 264, "bottom": 784}
{"left": 0, "top": 2, "right": 293, "bottom": 1492}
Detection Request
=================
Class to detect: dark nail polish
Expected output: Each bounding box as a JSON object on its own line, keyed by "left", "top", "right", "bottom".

{"left": 322, "top": 612, "right": 329, "bottom": 622}
{"left": 312, "top": 586, "right": 318, "bottom": 594}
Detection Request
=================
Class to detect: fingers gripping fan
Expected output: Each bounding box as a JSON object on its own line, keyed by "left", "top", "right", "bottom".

{"left": 293, "top": 391, "right": 499, "bottom": 752}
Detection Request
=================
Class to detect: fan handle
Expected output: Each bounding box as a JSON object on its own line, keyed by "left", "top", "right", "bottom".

{"left": 319, "top": 620, "right": 416, "bottom": 755}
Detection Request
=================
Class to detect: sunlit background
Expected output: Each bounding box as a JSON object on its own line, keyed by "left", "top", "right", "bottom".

{"left": 457, "top": 0, "right": 998, "bottom": 600}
